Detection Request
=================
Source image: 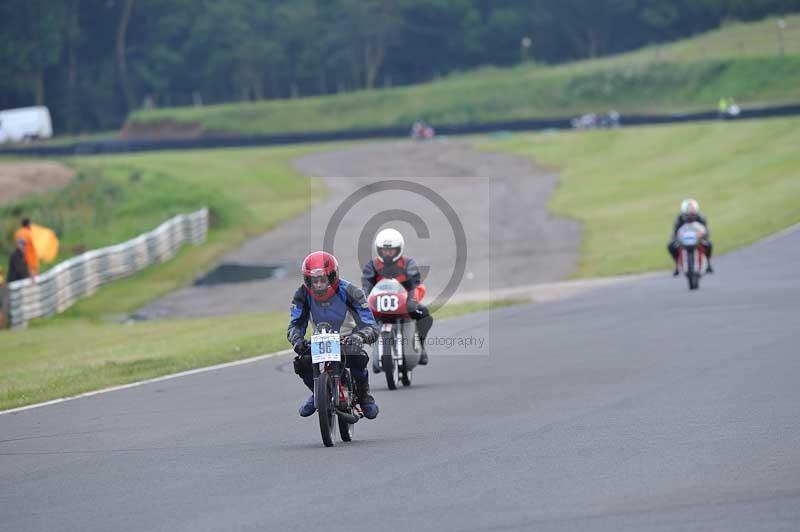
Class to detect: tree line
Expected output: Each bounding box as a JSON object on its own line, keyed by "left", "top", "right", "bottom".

{"left": 1, "top": 0, "right": 797, "bottom": 134}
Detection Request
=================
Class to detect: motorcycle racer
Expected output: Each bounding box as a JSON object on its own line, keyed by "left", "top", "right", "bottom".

{"left": 362, "top": 228, "right": 433, "bottom": 367}
{"left": 668, "top": 198, "right": 714, "bottom": 275}
{"left": 288, "top": 251, "right": 379, "bottom": 419}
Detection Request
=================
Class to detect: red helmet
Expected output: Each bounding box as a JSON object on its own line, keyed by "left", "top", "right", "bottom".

{"left": 301, "top": 251, "right": 340, "bottom": 301}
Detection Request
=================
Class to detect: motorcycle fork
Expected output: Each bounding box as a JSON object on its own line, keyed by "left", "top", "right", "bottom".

{"left": 394, "top": 327, "right": 404, "bottom": 367}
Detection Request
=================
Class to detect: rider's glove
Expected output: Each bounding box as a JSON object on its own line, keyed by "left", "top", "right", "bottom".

{"left": 408, "top": 301, "right": 426, "bottom": 319}
{"left": 343, "top": 333, "right": 364, "bottom": 351}
{"left": 293, "top": 339, "right": 310, "bottom": 356}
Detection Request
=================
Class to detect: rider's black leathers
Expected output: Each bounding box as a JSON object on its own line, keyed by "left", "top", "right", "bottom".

{"left": 667, "top": 213, "right": 714, "bottom": 262}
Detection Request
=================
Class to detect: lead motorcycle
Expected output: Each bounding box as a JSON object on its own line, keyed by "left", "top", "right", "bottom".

{"left": 367, "top": 279, "right": 422, "bottom": 390}
{"left": 309, "top": 323, "right": 362, "bottom": 447}
{"left": 676, "top": 222, "right": 708, "bottom": 291}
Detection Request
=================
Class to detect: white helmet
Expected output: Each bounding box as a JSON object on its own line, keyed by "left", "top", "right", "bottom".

{"left": 680, "top": 198, "right": 700, "bottom": 216}
{"left": 374, "top": 228, "right": 404, "bottom": 262}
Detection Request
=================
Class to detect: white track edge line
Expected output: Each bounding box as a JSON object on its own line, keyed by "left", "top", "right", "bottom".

{"left": 0, "top": 348, "right": 293, "bottom": 416}
{"left": 5, "top": 222, "right": 797, "bottom": 417}
{"left": 755, "top": 221, "right": 800, "bottom": 245}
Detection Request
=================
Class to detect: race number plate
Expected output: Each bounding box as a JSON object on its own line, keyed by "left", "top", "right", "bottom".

{"left": 310, "top": 333, "right": 341, "bottom": 363}
{"left": 680, "top": 233, "right": 698, "bottom": 246}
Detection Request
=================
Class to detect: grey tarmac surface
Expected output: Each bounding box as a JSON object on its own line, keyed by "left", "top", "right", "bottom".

{"left": 2, "top": 226, "right": 798, "bottom": 531}
{"left": 136, "top": 140, "right": 580, "bottom": 318}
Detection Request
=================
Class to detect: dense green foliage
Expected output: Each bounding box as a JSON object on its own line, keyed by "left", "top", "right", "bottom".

{"left": 1, "top": 0, "right": 798, "bottom": 133}
{"left": 479, "top": 117, "right": 800, "bottom": 277}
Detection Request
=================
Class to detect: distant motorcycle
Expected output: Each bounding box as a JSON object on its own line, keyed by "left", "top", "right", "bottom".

{"left": 676, "top": 222, "right": 708, "bottom": 290}
{"left": 410, "top": 121, "right": 435, "bottom": 140}
{"left": 367, "top": 279, "right": 423, "bottom": 389}
{"left": 309, "top": 323, "right": 362, "bottom": 447}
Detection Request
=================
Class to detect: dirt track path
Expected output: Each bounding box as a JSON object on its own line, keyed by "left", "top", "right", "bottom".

{"left": 0, "top": 162, "right": 75, "bottom": 205}
{"left": 136, "top": 140, "right": 580, "bottom": 318}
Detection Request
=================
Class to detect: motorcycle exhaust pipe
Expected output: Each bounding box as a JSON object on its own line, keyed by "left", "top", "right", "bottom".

{"left": 334, "top": 408, "right": 360, "bottom": 424}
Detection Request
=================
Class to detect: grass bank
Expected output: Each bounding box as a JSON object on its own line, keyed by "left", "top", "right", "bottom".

{"left": 1, "top": 144, "right": 327, "bottom": 318}
{"left": 478, "top": 116, "right": 800, "bottom": 277}
{"left": 0, "top": 298, "right": 523, "bottom": 411}
{"left": 127, "top": 16, "right": 800, "bottom": 135}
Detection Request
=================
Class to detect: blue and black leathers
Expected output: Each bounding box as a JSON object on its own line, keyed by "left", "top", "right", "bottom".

{"left": 288, "top": 280, "right": 379, "bottom": 417}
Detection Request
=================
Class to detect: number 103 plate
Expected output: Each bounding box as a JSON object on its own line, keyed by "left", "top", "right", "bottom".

{"left": 311, "top": 333, "right": 341, "bottom": 363}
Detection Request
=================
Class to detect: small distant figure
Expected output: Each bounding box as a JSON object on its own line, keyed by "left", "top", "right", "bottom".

{"left": 607, "top": 110, "right": 621, "bottom": 127}
{"left": 667, "top": 198, "right": 714, "bottom": 275}
{"left": 0, "top": 264, "right": 5, "bottom": 329}
{"left": 6, "top": 237, "right": 31, "bottom": 283}
{"left": 13, "top": 218, "right": 39, "bottom": 276}
{"left": 726, "top": 97, "right": 740, "bottom": 117}
{"left": 718, "top": 97, "right": 729, "bottom": 118}
{"left": 411, "top": 121, "right": 435, "bottom": 140}
{"left": 2, "top": 238, "right": 31, "bottom": 329}
{"left": 718, "top": 96, "right": 740, "bottom": 119}
{"left": 571, "top": 111, "right": 621, "bottom": 130}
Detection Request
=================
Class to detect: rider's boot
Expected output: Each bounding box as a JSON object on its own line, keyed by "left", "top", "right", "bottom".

{"left": 706, "top": 261, "right": 714, "bottom": 274}
{"left": 673, "top": 265, "right": 679, "bottom": 277}
{"left": 299, "top": 395, "right": 316, "bottom": 417}
{"left": 418, "top": 345, "right": 429, "bottom": 365}
{"left": 299, "top": 374, "right": 316, "bottom": 417}
{"left": 353, "top": 370, "right": 378, "bottom": 419}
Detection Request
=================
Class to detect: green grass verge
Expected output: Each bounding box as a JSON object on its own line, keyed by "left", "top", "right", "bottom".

{"left": 2, "top": 144, "right": 329, "bottom": 318}
{"left": 432, "top": 298, "right": 530, "bottom": 320}
{"left": 0, "top": 313, "right": 287, "bottom": 411}
{"left": 128, "top": 16, "right": 800, "bottom": 135}
{"left": 477, "top": 116, "right": 800, "bottom": 277}
{"left": 0, "top": 298, "right": 528, "bottom": 411}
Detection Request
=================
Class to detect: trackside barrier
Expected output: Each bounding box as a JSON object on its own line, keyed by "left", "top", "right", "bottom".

{"left": 4, "top": 208, "right": 208, "bottom": 329}
{"left": 3, "top": 103, "right": 800, "bottom": 157}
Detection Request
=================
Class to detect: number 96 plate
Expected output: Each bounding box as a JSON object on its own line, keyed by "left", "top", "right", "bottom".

{"left": 310, "top": 333, "right": 341, "bottom": 363}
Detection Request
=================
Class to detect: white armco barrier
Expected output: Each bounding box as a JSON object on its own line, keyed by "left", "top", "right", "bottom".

{"left": 5, "top": 208, "right": 208, "bottom": 329}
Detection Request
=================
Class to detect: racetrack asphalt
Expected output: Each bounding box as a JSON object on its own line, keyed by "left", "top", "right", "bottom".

{"left": 1, "top": 225, "right": 798, "bottom": 531}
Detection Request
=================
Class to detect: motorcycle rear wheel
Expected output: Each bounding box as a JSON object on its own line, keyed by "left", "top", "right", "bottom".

{"left": 338, "top": 375, "right": 354, "bottom": 442}
{"left": 383, "top": 352, "right": 399, "bottom": 390}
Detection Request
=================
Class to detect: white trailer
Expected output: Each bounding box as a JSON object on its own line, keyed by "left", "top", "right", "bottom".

{"left": 0, "top": 106, "right": 53, "bottom": 144}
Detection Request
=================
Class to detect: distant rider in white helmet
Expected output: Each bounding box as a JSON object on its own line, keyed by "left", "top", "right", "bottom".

{"left": 668, "top": 198, "right": 714, "bottom": 275}
{"left": 362, "top": 228, "right": 433, "bottom": 367}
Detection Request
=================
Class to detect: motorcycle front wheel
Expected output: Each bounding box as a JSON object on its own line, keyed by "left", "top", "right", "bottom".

{"left": 316, "top": 371, "right": 336, "bottom": 447}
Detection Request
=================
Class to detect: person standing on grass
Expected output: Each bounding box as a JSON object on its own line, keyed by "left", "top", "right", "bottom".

{"left": 14, "top": 218, "right": 39, "bottom": 276}
{"left": 0, "top": 264, "right": 5, "bottom": 329}
{"left": 2, "top": 238, "right": 31, "bottom": 329}
{"left": 6, "top": 238, "right": 31, "bottom": 283}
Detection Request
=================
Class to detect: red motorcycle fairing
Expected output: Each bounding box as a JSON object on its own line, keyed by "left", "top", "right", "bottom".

{"left": 678, "top": 243, "right": 706, "bottom": 273}
{"left": 368, "top": 279, "right": 410, "bottom": 321}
